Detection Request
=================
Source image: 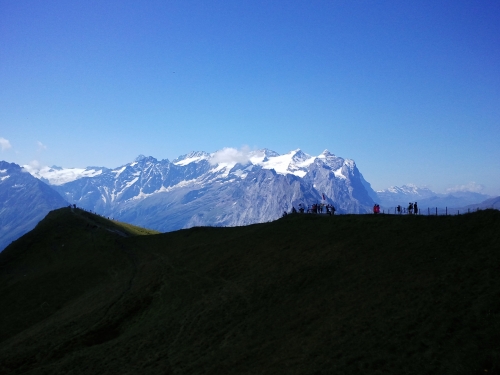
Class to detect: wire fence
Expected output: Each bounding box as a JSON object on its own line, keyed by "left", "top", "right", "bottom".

{"left": 370, "top": 206, "right": 499, "bottom": 216}
{"left": 290, "top": 204, "right": 500, "bottom": 216}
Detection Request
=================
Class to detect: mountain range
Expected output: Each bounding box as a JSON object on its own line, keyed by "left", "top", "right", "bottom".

{"left": 34, "top": 149, "right": 377, "bottom": 230}
{"left": 1, "top": 148, "right": 496, "bottom": 251}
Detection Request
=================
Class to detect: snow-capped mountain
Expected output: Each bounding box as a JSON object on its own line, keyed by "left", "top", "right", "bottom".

{"left": 377, "top": 184, "right": 492, "bottom": 209}
{"left": 0, "top": 161, "right": 68, "bottom": 251}
{"left": 23, "top": 164, "right": 106, "bottom": 185}
{"left": 376, "top": 184, "right": 437, "bottom": 205}
{"left": 41, "top": 148, "right": 377, "bottom": 232}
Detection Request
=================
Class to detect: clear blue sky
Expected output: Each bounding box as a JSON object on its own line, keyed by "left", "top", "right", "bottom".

{"left": 1, "top": 0, "right": 499, "bottom": 195}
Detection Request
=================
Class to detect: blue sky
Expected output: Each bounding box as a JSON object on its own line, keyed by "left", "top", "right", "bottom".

{"left": 1, "top": 0, "right": 499, "bottom": 195}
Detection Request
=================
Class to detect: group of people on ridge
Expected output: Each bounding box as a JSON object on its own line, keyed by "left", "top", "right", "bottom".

{"left": 285, "top": 201, "right": 421, "bottom": 216}
{"left": 396, "top": 202, "right": 419, "bottom": 215}
{"left": 283, "top": 203, "right": 336, "bottom": 217}
{"left": 374, "top": 202, "right": 419, "bottom": 215}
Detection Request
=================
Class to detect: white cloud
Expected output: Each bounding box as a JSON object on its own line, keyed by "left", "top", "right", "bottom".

{"left": 37, "top": 141, "right": 47, "bottom": 151}
{"left": 446, "top": 182, "right": 485, "bottom": 193}
{"left": 21, "top": 160, "right": 41, "bottom": 174}
{"left": 0, "top": 137, "right": 12, "bottom": 151}
{"left": 210, "top": 146, "right": 255, "bottom": 165}
{"left": 29, "top": 160, "right": 41, "bottom": 170}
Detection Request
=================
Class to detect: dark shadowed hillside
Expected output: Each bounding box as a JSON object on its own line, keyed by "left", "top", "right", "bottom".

{"left": 1, "top": 208, "right": 499, "bottom": 374}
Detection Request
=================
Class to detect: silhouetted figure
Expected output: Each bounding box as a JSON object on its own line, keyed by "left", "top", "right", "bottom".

{"left": 373, "top": 204, "right": 380, "bottom": 214}
{"left": 414, "top": 202, "right": 418, "bottom": 215}
{"left": 397, "top": 205, "right": 401, "bottom": 214}
{"left": 329, "top": 204, "right": 336, "bottom": 215}
{"left": 408, "top": 202, "right": 413, "bottom": 215}
{"left": 292, "top": 206, "right": 297, "bottom": 214}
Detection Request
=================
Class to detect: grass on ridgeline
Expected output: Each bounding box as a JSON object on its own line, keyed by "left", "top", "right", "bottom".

{"left": 0, "top": 207, "right": 499, "bottom": 374}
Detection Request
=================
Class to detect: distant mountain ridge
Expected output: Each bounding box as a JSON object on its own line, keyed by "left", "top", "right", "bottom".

{"left": 464, "top": 196, "right": 500, "bottom": 211}
{"left": 377, "top": 184, "right": 492, "bottom": 209}
{"left": 31, "top": 148, "right": 377, "bottom": 232}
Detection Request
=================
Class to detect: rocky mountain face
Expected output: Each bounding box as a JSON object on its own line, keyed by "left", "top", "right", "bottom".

{"left": 46, "top": 149, "right": 377, "bottom": 232}
{"left": 0, "top": 161, "right": 68, "bottom": 251}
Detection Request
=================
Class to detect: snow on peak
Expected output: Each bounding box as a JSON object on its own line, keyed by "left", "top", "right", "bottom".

{"left": 248, "top": 150, "right": 267, "bottom": 164}
{"left": 204, "top": 148, "right": 347, "bottom": 178}
{"left": 319, "top": 149, "right": 336, "bottom": 158}
{"left": 261, "top": 148, "right": 280, "bottom": 158}
{"left": 24, "top": 165, "right": 103, "bottom": 185}
{"left": 173, "top": 151, "right": 210, "bottom": 166}
{"left": 134, "top": 155, "right": 157, "bottom": 164}
{"left": 344, "top": 159, "right": 355, "bottom": 169}
{"left": 255, "top": 149, "right": 315, "bottom": 177}
{"left": 378, "top": 184, "right": 434, "bottom": 195}
{"left": 111, "top": 166, "right": 127, "bottom": 177}
{"left": 291, "top": 149, "right": 309, "bottom": 162}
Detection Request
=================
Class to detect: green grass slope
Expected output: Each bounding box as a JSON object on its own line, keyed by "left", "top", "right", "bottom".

{"left": 1, "top": 208, "right": 499, "bottom": 374}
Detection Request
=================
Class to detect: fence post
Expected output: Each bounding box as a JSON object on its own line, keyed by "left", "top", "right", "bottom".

{"left": 435, "top": 207, "right": 438, "bottom": 216}
{"left": 446, "top": 207, "right": 448, "bottom": 216}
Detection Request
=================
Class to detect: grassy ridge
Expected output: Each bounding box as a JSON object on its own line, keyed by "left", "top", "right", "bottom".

{"left": 0, "top": 208, "right": 499, "bottom": 374}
